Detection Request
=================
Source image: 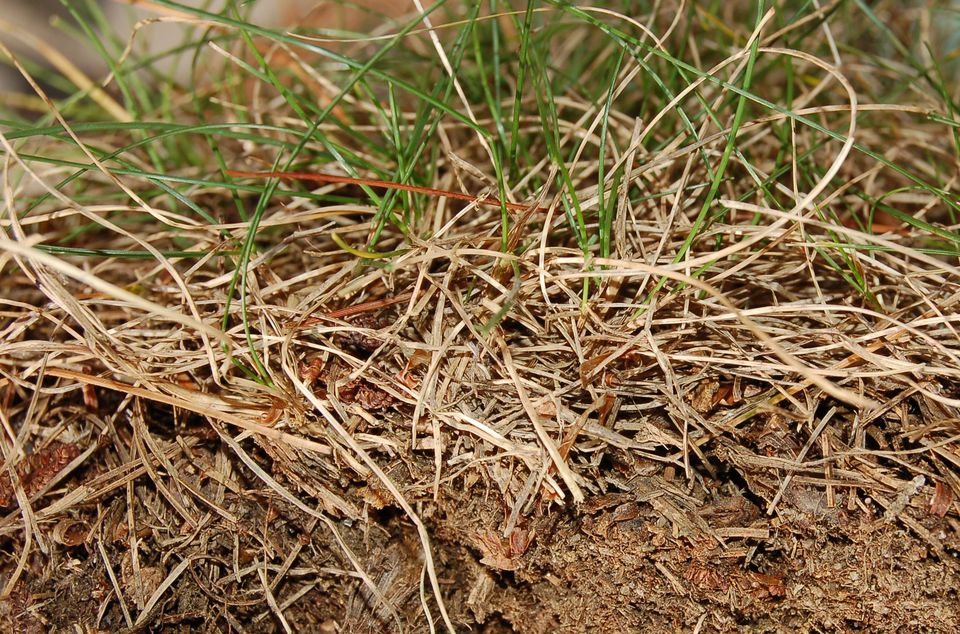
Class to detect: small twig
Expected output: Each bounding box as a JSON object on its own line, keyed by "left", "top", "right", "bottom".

{"left": 296, "top": 292, "right": 415, "bottom": 327}
{"left": 226, "top": 169, "right": 549, "bottom": 213}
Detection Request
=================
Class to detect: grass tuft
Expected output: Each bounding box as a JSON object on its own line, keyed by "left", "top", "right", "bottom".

{"left": 2, "top": 1, "right": 960, "bottom": 631}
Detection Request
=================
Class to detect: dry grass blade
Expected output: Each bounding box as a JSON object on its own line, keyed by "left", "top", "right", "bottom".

{"left": 0, "top": 20, "right": 130, "bottom": 121}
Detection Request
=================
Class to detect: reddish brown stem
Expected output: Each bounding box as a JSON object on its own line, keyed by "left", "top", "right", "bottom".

{"left": 293, "top": 292, "right": 415, "bottom": 329}
{"left": 226, "top": 169, "right": 548, "bottom": 213}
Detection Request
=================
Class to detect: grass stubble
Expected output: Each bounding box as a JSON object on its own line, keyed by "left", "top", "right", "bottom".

{"left": 0, "top": 0, "right": 959, "bottom": 631}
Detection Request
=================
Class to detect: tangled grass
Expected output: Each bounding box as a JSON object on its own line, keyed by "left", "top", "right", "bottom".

{"left": 1, "top": 1, "right": 959, "bottom": 631}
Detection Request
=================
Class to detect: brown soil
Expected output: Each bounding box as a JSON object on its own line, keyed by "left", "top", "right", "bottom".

{"left": 2, "top": 391, "right": 958, "bottom": 633}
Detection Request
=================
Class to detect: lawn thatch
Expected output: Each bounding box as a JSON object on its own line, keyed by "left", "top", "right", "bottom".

{"left": 1, "top": 1, "right": 959, "bottom": 632}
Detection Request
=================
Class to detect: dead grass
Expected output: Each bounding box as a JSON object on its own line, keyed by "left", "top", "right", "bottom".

{"left": 1, "top": 1, "right": 959, "bottom": 632}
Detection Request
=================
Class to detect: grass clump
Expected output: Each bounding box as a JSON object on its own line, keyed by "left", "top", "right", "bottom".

{"left": 1, "top": 1, "right": 959, "bottom": 631}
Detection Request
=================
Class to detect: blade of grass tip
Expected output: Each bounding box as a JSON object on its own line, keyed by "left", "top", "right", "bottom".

{"left": 15, "top": 122, "right": 250, "bottom": 227}
{"left": 474, "top": 1, "right": 508, "bottom": 148}
{"left": 384, "top": 84, "right": 413, "bottom": 226}
{"left": 639, "top": 3, "right": 765, "bottom": 311}
{"left": 144, "top": 173, "right": 223, "bottom": 229}
{"left": 597, "top": 47, "right": 626, "bottom": 260}
{"left": 226, "top": 1, "right": 461, "bottom": 245}
{"left": 851, "top": 0, "right": 959, "bottom": 113}
{"left": 925, "top": 44, "right": 960, "bottom": 195}
{"left": 145, "top": 0, "right": 487, "bottom": 132}
{"left": 927, "top": 112, "right": 960, "bottom": 129}
{"left": 370, "top": 2, "right": 485, "bottom": 250}
{"left": 555, "top": 2, "right": 960, "bottom": 215}
{"left": 85, "top": 157, "right": 213, "bottom": 226}
{"left": 0, "top": 17, "right": 130, "bottom": 122}
{"left": 469, "top": 15, "right": 516, "bottom": 254}
{"left": 60, "top": 0, "right": 153, "bottom": 123}
{"left": 508, "top": 1, "right": 537, "bottom": 173}
{"left": 527, "top": 30, "right": 588, "bottom": 257}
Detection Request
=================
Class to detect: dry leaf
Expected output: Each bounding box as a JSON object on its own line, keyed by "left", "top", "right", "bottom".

{"left": 475, "top": 529, "right": 516, "bottom": 571}
{"left": 929, "top": 481, "right": 953, "bottom": 517}
{"left": 475, "top": 526, "right": 535, "bottom": 571}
